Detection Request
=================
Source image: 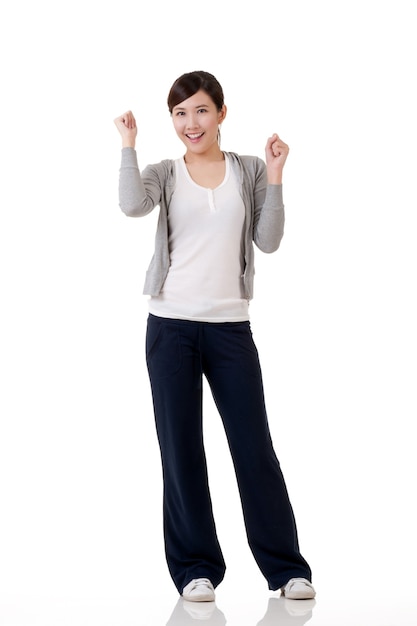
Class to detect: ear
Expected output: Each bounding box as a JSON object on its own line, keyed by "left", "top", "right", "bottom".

{"left": 218, "top": 104, "right": 227, "bottom": 124}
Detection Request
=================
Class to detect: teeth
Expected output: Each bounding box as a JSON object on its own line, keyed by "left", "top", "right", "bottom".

{"left": 187, "top": 133, "right": 203, "bottom": 139}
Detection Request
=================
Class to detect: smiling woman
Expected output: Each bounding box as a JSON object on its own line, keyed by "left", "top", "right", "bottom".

{"left": 171, "top": 89, "right": 227, "bottom": 188}
{"left": 168, "top": 72, "right": 226, "bottom": 170}
{"left": 171, "top": 89, "right": 227, "bottom": 189}
{"left": 113, "top": 70, "right": 315, "bottom": 605}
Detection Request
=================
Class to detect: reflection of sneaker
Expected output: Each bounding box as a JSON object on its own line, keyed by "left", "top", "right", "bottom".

{"left": 281, "top": 578, "right": 316, "bottom": 600}
{"left": 257, "top": 596, "right": 315, "bottom": 625}
{"left": 166, "top": 598, "right": 227, "bottom": 625}
{"left": 183, "top": 600, "right": 217, "bottom": 620}
{"left": 284, "top": 598, "right": 316, "bottom": 617}
{"left": 182, "top": 578, "right": 215, "bottom": 602}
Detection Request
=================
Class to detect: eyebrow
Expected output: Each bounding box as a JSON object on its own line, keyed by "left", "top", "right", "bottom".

{"left": 173, "top": 103, "right": 211, "bottom": 111}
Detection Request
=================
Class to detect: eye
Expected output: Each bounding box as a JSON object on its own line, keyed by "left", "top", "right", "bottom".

{"left": 175, "top": 111, "right": 185, "bottom": 116}
{"left": 197, "top": 108, "right": 208, "bottom": 114}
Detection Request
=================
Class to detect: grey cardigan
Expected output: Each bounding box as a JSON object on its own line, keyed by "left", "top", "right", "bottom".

{"left": 118, "top": 147, "right": 285, "bottom": 300}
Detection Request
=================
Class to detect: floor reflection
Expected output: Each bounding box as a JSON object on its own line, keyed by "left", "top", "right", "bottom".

{"left": 166, "top": 595, "right": 315, "bottom": 625}
{"left": 257, "top": 596, "right": 316, "bottom": 625}
{"left": 166, "top": 598, "right": 226, "bottom": 624}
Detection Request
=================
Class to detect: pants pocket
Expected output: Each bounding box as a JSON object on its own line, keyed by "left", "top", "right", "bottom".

{"left": 146, "top": 317, "right": 182, "bottom": 379}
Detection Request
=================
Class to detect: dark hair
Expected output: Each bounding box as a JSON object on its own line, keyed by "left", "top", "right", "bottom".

{"left": 167, "top": 71, "right": 224, "bottom": 114}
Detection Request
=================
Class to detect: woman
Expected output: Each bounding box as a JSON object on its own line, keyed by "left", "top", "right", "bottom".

{"left": 114, "top": 71, "right": 315, "bottom": 603}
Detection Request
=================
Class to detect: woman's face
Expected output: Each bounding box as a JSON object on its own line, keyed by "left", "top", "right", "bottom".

{"left": 171, "top": 89, "right": 226, "bottom": 156}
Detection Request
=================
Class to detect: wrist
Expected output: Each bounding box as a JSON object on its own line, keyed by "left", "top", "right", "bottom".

{"left": 267, "top": 174, "right": 283, "bottom": 185}
{"left": 267, "top": 165, "right": 283, "bottom": 185}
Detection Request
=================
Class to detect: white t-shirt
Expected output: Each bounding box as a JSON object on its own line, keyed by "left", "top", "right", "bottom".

{"left": 148, "top": 154, "right": 249, "bottom": 322}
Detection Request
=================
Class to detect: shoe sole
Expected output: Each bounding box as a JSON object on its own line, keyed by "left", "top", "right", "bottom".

{"left": 283, "top": 591, "right": 316, "bottom": 600}
{"left": 182, "top": 593, "right": 215, "bottom": 602}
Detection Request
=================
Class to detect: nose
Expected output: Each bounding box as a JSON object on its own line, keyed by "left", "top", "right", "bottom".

{"left": 185, "top": 112, "right": 199, "bottom": 129}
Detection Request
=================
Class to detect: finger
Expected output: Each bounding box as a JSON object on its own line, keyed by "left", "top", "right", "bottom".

{"left": 114, "top": 113, "right": 128, "bottom": 127}
{"left": 272, "top": 139, "right": 289, "bottom": 155}
{"left": 265, "top": 134, "right": 277, "bottom": 150}
{"left": 116, "top": 111, "right": 135, "bottom": 129}
{"left": 270, "top": 140, "right": 280, "bottom": 155}
{"left": 123, "top": 112, "right": 131, "bottom": 128}
{"left": 127, "top": 112, "right": 136, "bottom": 129}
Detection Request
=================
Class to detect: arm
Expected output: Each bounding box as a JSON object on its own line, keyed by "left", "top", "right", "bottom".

{"left": 114, "top": 111, "right": 161, "bottom": 217}
{"left": 252, "top": 134, "right": 289, "bottom": 252}
{"left": 114, "top": 110, "right": 137, "bottom": 148}
{"left": 265, "top": 133, "right": 289, "bottom": 185}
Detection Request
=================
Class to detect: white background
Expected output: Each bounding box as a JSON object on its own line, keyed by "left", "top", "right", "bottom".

{"left": 1, "top": 0, "right": 416, "bottom": 624}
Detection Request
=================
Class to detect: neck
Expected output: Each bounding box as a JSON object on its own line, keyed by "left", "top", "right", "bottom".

{"left": 184, "top": 144, "right": 224, "bottom": 164}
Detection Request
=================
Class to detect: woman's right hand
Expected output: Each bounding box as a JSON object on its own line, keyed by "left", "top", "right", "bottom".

{"left": 114, "top": 111, "right": 137, "bottom": 148}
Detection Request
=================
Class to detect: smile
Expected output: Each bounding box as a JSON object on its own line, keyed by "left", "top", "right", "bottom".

{"left": 186, "top": 132, "right": 204, "bottom": 140}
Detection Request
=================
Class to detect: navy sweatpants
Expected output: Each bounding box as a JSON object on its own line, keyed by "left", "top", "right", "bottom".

{"left": 145, "top": 314, "right": 312, "bottom": 593}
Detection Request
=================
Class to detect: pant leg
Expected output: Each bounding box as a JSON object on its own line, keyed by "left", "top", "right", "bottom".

{"left": 146, "top": 315, "right": 226, "bottom": 593}
{"left": 201, "top": 321, "right": 312, "bottom": 591}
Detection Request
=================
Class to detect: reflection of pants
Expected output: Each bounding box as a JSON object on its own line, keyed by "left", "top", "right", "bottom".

{"left": 146, "top": 314, "right": 312, "bottom": 594}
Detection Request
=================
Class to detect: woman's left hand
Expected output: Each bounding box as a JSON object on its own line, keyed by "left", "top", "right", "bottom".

{"left": 265, "top": 134, "right": 289, "bottom": 184}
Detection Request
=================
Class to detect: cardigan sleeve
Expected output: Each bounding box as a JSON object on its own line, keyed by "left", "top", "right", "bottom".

{"left": 252, "top": 158, "right": 285, "bottom": 253}
{"left": 118, "top": 148, "right": 162, "bottom": 217}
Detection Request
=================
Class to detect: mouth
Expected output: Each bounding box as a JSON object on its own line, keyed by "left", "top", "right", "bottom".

{"left": 186, "top": 132, "right": 204, "bottom": 142}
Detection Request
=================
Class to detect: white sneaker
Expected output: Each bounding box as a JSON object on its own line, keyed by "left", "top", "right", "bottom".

{"left": 182, "top": 577, "right": 215, "bottom": 602}
{"left": 281, "top": 577, "right": 316, "bottom": 600}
